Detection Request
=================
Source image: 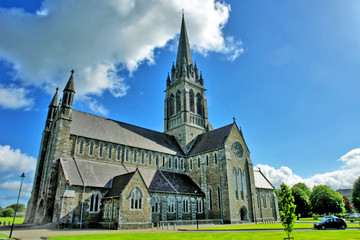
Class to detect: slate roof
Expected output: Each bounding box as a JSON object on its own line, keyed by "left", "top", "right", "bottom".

{"left": 60, "top": 157, "right": 130, "bottom": 188}
{"left": 70, "top": 110, "right": 184, "bottom": 156}
{"left": 254, "top": 170, "right": 274, "bottom": 190}
{"left": 188, "top": 124, "right": 233, "bottom": 156}
{"left": 104, "top": 172, "right": 135, "bottom": 198}
{"left": 60, "top": 158, "right": 203, "bottom": 196}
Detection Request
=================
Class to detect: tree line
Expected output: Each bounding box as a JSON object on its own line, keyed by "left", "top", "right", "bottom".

{"left": 0, "top": 204, "right": 26, "bottom": 217}
{"left": 277, "top": 176, "right": 360, "bottom": 218}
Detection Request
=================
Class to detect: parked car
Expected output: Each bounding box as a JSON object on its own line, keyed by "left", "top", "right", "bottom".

{"left": 314, "top": 218, "right": 347, "bottom": 230}
{"left": 321, "top": 215, "right": 338, "bottom": 219}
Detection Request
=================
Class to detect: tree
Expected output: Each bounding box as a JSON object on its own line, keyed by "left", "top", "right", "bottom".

{"left": 310, "top": 185, "right": 344, "bottom": 215}
{"left": 1, "top": 208, "right": 15, "bottom": 217}
{"left": 352, "top": 176, "right": 360, "bottom": 213}
{"left": 6, "top": 203, "right": 26, "bottom": 213}
{"left": 291, "top": 185, "right": 311, "bottom": 218}
{"left": 292, "top": 183, "right": 311, "bottom": 197}
{"left": 279, "top": 183, "right": 297, "bottom": 238}
{"left": 343, "top": 195, "right": 354, "bottom": 213}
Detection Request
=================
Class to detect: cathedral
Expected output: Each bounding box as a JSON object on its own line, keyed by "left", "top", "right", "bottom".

{"left": 25, "top": 15, "right": 279, "bottom": 229}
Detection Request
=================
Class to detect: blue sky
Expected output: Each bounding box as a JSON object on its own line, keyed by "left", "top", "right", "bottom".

{"left": 0, "top": 0, "right": 360, "bottom": 208}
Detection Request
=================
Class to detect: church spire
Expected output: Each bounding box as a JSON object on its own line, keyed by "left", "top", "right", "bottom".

{"left": 176, "top": 13, "right": 193, "bottom": 68}
{"left": 49, "top": 87, "right": 59, "bottom": 107}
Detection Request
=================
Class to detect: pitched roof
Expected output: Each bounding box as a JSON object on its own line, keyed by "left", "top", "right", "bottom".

{"left": 149, "top": 170, "right": 204, "bottom": 196}
{"left": 70, "top": 110, "right": 184, "bottom": 156}
{"left": 254, "top": 170, "right": 274, "bottom": 190}
{"left": 188, "top": 123, "right": 233, "bottom": 155}
{"left": 60, "top": 158, "right": 203, "bottom": 196}
{"left": 104, "top": 172, "right": 135, "bottom": 198}
{"left": 60, "top": 157, "right": 130, "bottom": 188}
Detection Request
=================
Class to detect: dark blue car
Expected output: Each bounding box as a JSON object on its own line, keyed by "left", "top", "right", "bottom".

{"left": 314, "top": 218, "right": 347, "bottom": 230}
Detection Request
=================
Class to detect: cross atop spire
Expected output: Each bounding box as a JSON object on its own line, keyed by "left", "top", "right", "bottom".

{"left": 176, "top": 13, "right": 193, "bottom": 68}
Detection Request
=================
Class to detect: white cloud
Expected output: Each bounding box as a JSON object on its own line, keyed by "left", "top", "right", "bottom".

{"left": 0, "top": 181, "right": 32, "bottom": 199}
{"left": 0, "top": 0, "right": 242, "bottom": 108}
{"left": 256, "top": 148, "right": 360, "bottom": 190}
{"left": 0, "top": 84, "right": 34, "bottom": 110}
{"left": 0, "top": 145, "right": 37, "bottom": 173}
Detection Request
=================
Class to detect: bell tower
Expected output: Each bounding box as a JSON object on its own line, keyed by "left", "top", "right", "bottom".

{"left": 164, "top": 14, "right": 210, "bottom": 153}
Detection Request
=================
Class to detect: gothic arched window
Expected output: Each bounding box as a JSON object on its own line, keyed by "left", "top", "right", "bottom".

{"left": 197, "top": 198, "right": 203, "bottom": 213}
{"left": 168, "top": 196, "right": 176, "bottom": 213}
{"left": 183, "top": 197, "right": 190, "bottom": 213}
{"left": 244, "top": 169, "right": 249, "bottom": 200}
{"left": 79, "top": 139, "right": 84, "bottom": 154}
{"left": 130, "top": 187, "right": 143, "bottom": 210}
{"left": 116, "top": 146, "right": 121, "bottom": 160}
{"left": 151, "top": 195, "right": 160, "bottom": 213}
{"left": 189, "top": 90, "right": 195, "bottom": 113}
{"left": 89, "top": 192, "right": 101, "bottom": 213}
{"left": 170, "top": 94, "right": 175, "bottom": 116}
{"left": 89, "top": 141, "right": 94, "bottom": 156}
{"left": 99, "top": 142, "right": 104, "bottom": 158}
{"left": 239, "top": 169, "right": 244, "bottom": 200}
{"left": 176, "top": 90, "right": 181, "bottom": 113}
{"left": 108, "top": 144, "right": 112, "bottom": 159}
{"left": 196, "top": 93, "right": 202, "bottom": 116}
{"left": 233, "top": 168, "right": 239, "bottom": 201}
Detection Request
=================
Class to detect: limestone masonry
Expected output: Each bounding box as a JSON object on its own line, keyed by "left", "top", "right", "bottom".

{"left": 25, "top": 15, "right": 279, "bottom": 229}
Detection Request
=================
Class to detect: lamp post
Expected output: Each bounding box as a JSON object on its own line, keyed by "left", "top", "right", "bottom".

{"left": 9, "top": 172, "right": 25, "bottom": 239}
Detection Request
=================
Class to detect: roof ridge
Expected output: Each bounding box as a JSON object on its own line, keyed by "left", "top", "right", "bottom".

{"left": 73, "top": 109, "right": 177, "bottom": 136}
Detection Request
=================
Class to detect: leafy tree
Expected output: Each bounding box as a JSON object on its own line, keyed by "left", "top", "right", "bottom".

{"left": 343, "top": 195, "right": 354, "bottom": 213}
{"left": 310, "top": 185, "right": 344, "bottom": 215}
{"left": 279, "top": 183, "right": 297, "bottom": 238}
{"left": 292, "top": 183, "right": 311, "bottom": 197}
{"left": 6, "top": 203, "right": 26, "bottom": 213}
{"left": 1, "top": 208, "right": 15, "bottom": 217}
{"left": 291, "top": 185, "right": 311, "bottom": 218}
{"left": 352, "top": 176, "right": 360, "bottom": 212}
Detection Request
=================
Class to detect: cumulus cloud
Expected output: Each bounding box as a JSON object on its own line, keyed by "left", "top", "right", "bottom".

{"left": 0, "top": 181, "right": 32, "bottom": 198}
{"left": 256, "top": 148, "right": 360, "bottom": 190}
{"left": 0, "top": 0, "right": 242, "bottom": 112}
{"left": 0, "top": 84, "right": 34, "bottom": 110}
{"left": 0, "top": 145, "right": 37, "bottom": 173}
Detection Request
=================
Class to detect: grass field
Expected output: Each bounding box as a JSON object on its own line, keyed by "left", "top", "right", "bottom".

{"left": 0, "top": 217, "right": 24, "bottom": 225}
{"left": 0, "top": 233, "right": 12, "bottom": 239}
{"left": 202, "top": 222, "right": 360, "bottom": 230}
{"left": 49, "top": 231, "right": 360, "bottom": 240}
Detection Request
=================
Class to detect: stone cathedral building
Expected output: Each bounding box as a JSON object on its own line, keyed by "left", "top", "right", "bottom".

{"left": 25, "top": 16, "right": 279, "bottom": 229}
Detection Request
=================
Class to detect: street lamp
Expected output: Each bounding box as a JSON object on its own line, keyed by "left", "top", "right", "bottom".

{"left": 9, "top": 172, "right": 25, "bottom": 239}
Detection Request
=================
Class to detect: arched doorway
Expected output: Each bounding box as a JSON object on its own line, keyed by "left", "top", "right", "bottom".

{"left": 240, "top": 206, "right": 248, "bottom": 221}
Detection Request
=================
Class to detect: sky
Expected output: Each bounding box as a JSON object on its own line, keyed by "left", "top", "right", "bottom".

{"left": 0, "top": 0, "right": 360, "bottom": 208}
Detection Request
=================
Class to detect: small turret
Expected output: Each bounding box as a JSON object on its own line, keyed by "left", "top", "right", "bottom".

{"left": 166, "top": 73, "right": 171, "bottom": 87}
{"left": 61, "top": 70, "right": 75, "bottom": 108}
{"left": 61, "top": 70, "right": 76, "bottom": 117}
{"left": 194, "top": 62, "right": 199, "bottom": 81}
{"left": 171, "top": 62, "right": 176, "bottom": 80}
{"left": 45, "top": 88, "right": 59, "bottom": 130}
{"left": 199, "top": 71, "right": 204, "bottom": 86}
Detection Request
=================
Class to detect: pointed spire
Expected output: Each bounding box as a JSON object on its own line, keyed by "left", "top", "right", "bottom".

{"left": 49, "top": 88, "right": 59, "bottom": 107}
{"left": 176, "top": 12, "right": 193, "bottom": 68}
{"left": 166, "top": 73, "right": 171, "bottom": 87}
{"left": 64, "top": 69, "right": 75, "bottom": 93}
{"left": 199, "top": 71, "right": 204, "bottom": 85}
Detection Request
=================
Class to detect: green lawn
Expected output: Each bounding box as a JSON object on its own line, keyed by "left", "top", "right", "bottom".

{"left": 0, "top": 217, "right": 24, "bottom": 225}
{"left": 49, "top": 231, "right": 360, "bottom": 240}
{"left": 202, "top": 222, "right": 360, "bottom": 230}
{"left": 0, "top": 233, "right": 12, "bottom": 239}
